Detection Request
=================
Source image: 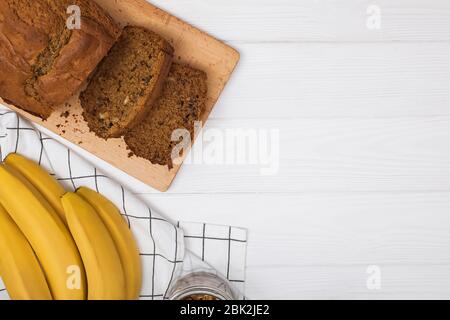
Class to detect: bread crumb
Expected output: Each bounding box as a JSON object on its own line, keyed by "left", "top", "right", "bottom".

{"left": 60, "top": 111, "right": 70, "bottom": 118}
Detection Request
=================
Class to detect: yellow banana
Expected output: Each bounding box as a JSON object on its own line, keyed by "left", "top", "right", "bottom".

{"left": 61, "top": 192, "right": 126, "bottom": 300}
{"left": 0, "top": 204, "right": 52, "bottom": 300}
{"left": 2, "top": 164, "right": 63, "bottom": 225}
{"left": 4, "top": 153, "right": 66, "bottom": 223}
{"left": 0, "top": 164, "right": 86, "bottom": 300}
{"left": 77, "top": 187, "right": 142, "bottom": 300}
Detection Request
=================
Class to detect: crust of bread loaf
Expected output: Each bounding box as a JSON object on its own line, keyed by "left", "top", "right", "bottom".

{"left": 0, "top": 0, "right": 120, "bottom": 119}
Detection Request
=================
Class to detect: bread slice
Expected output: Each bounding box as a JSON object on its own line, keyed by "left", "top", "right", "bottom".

{"left": 124, "top": 63, "right": 208, "bottom": 169}
{"left": 0, "top": 0, "right": 120, "bottom": 118}
{"left": 80, "top": 26, "right": 174, "bottom": 139}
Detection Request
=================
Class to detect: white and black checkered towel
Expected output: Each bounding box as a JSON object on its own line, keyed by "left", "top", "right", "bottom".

{"left": 0, "top": 106, "right": 247, "bottom": 300}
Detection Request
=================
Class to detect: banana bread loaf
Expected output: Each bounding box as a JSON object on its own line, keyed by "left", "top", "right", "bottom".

{"left": 80, "top": 26, "right": 174, "bottom": 139}
{"left": 0, "top": 0, "right": 120, "bottom": 118}
{"left": 124, "top": 63, "right": 208, "bottom": 169}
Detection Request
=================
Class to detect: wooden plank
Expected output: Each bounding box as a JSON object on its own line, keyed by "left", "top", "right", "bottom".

{"left": 4, "top": 0, "right": 240, "bottom": 192}
{"left": 139, "top": 192, "right": 450, "bottom": 265}
{"left": 211, "top": 42, "right": 450, "bottom": 119}
{"left": 151, "top": 0, "right": 450, "bottom": 42}
{"left": 245, "top": 265, "right": 450, "bottom": 299}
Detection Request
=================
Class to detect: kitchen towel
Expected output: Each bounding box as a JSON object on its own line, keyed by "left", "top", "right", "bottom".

{"left": 0, "top": 106, "right": 247, "bottom": 300}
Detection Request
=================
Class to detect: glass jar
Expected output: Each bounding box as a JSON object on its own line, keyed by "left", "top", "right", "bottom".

{"left": 168, "top": 271, "right": 237, "bottom": 300}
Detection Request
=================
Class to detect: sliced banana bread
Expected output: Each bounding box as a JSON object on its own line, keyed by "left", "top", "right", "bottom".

{"left": 80, "top": 26, "right": 174, "bottom": 139}
{"left": 124, "top": 63, "right": 208, "bottom": 169}
{"left": 0, "top": 0, "right": 120, "bottom": 118}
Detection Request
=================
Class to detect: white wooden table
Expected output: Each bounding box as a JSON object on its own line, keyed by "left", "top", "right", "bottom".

{"left": 79, "top": 0, "right": 450, "bottom": 299}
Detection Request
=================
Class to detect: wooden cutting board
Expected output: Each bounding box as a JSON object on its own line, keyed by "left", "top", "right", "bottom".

{"left": 3, "top": 0, "right": 240, "bottom": 192}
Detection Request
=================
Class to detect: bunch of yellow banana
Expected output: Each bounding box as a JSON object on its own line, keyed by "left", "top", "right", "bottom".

{"left": 0, "top": 153, "right": 142, "bottom": 300}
